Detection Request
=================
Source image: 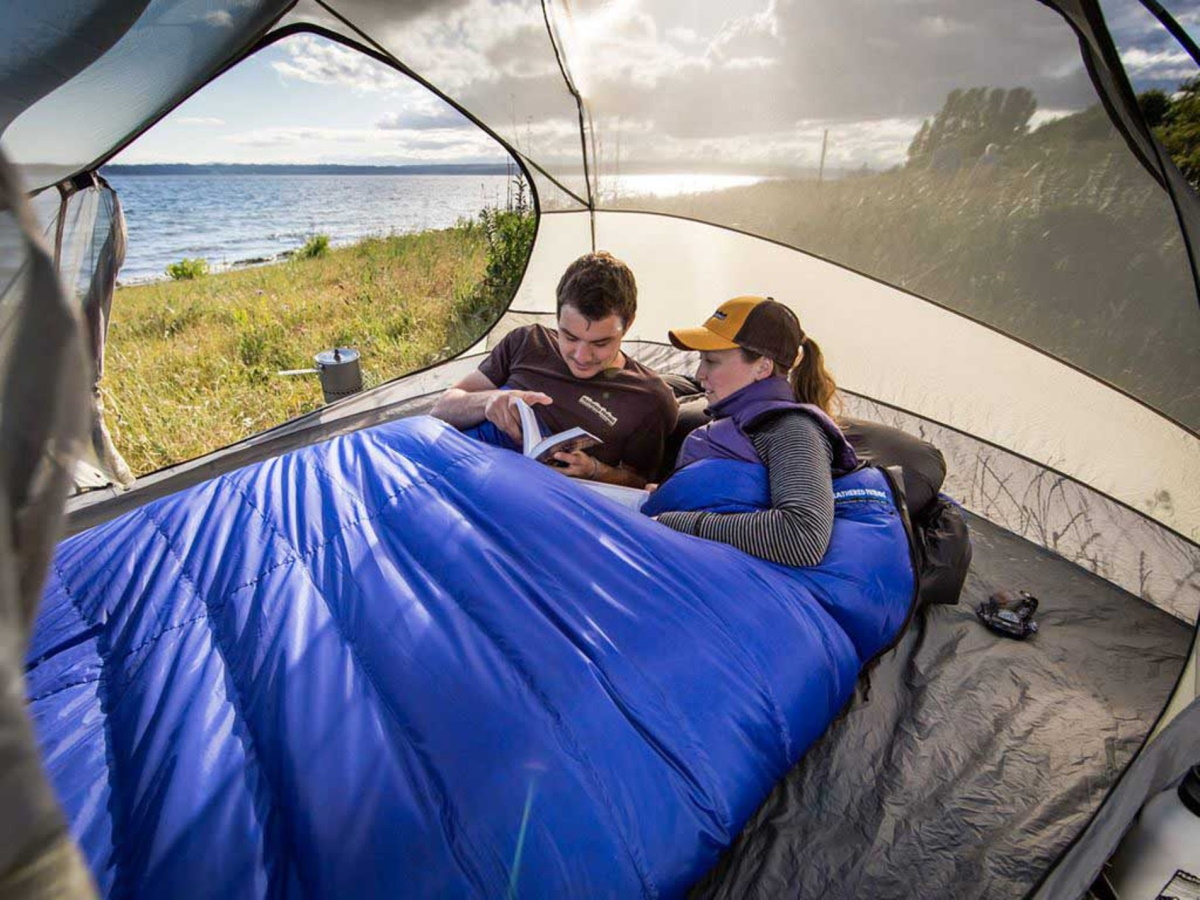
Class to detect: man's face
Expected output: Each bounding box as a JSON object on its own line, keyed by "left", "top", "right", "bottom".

{"left": 556, "top": 303, "right": 627, "bottom": 379}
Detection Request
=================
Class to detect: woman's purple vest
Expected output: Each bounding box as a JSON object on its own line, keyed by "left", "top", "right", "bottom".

{"left": 676, "top": 377, "right": 858, "bottom": 474}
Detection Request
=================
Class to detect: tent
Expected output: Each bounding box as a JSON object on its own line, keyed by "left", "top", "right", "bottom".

{"left": 1, "top": 0, "right": 1198, "bottom": 896}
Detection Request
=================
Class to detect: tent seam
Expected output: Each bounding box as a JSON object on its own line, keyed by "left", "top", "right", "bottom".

{"left": 27, "top": 676, "right": 102, "bottom": 704}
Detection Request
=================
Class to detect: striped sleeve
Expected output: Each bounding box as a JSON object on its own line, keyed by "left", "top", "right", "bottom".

{"left": 655, "top": 412, "right": 835, "bottom": 567}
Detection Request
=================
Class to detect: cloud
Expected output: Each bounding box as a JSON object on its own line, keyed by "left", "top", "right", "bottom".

{"left": 567, "top": 0, "right": 1102, "bottom": 166}
{"left": 1120, "top": 48, "right": 1196, "bottom": 82}
{"left": 271, "top": 35, "right": 409, "bottom": 93}
{"left": 202, "top": 10, "right": 233, "bottom": 27}
{"left": 1029, "top": 107, "right": 1075, "bottom": 130}
{"left": 228, "top": 126, "right": 383, "bottom": 147}
{"left": 1104, "top": 2, "right": 1199, "bottom": 88}
{"left": 246, "top": 0, "right": 1184, "bottom": 171}
{"left": 222, "top": 123, "right": 509, "bottom": 164}
{"left": 376, "top": 108, "right": 470, "bottom": 130}
{"left": 176, "top": 116, "right": 225, "bottom": 126}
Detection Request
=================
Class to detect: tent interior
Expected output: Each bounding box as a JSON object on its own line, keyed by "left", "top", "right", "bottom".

{"left": 2, "top": 0, "right": 1199, "bottom": 897}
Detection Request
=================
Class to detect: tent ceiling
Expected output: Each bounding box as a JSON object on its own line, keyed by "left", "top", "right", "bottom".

{"left": 1, "top": 0, "right": 291, "bottom": 189}
{"left": 1, "top": 0, "right": 1198, "bottom": 489}
{"left": 270, "top": 0, "right": 1200, "bottom": 429}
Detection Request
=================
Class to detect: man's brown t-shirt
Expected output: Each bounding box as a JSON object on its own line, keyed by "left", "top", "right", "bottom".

{"left": 478, "top": 325, "right": 678, "bottom": 479}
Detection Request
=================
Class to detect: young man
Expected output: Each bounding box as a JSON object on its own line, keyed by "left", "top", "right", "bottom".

{"left": 431, "top": 252, "right": 678, "bottom": 487}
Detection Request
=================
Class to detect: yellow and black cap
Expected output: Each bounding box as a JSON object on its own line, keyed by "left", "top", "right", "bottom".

{"left": 668, "top": 296, "right": 803, "bottom": 368}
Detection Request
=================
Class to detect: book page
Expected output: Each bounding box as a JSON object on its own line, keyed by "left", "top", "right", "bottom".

{"left": 513, "top": 396, "right": 603, "bottom": 465}
{"left": 514, "top": 397, "right": 542, "bottom": 457}
{"left": 580, "top": 481, "right": 649, "bottom": 512}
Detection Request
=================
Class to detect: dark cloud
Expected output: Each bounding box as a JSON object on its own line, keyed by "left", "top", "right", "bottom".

{"left": 332, "top": 0, "right": 476, "bottom": 29}
{"left": 593, "top": 0, "right": 1096, "bottom": 141}
{"left": 332, "top": 0, "right": 1160, "bottom": 168}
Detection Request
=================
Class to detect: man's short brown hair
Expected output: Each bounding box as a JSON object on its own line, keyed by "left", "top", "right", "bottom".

{"left": 555, "top": 252, "right": 637, "bottom": 327}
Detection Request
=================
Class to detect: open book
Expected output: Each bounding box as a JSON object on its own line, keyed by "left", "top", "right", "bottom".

{"left": 515, "top": 396, "right": 601, "bottom": 464}
{"left": 514, "top": 397, "right": 649, "bottom": 512}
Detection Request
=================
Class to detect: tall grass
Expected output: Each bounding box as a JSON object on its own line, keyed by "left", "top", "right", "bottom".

{"left": 621, "top": 147, "right": 1198, "bottom": 426}
{"left": 104, "top": 218, "right": 531, "bottom": 475}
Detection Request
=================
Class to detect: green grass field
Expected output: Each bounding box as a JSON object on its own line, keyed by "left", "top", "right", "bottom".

{"left": 103, "top": 223, "right": 508, "bottom": 475}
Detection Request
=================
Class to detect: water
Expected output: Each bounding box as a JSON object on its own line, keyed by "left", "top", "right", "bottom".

{"left": 106, "top": 172, "right": 772, "bottom": 283}
{"left": 108, "top": 174, "right": 516, "bottom": 283}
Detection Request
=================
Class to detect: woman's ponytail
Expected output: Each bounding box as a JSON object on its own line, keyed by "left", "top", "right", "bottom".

{"left": 789, "top": 336, "right": 839, "bottom": 416}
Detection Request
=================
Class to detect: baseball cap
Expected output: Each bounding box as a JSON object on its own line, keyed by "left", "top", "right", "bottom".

{"left": 668, "top": 296, "right": 803, "bottom": 368}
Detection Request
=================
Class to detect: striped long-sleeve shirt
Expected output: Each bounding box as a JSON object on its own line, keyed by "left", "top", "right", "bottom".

{"left": 655, "top": 412, "right": 835, "bottom": 567}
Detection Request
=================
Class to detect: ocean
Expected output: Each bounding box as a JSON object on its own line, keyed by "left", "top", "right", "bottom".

{"left": 104, "top": 172, "right": 770, "bottom": 283}
{"left": 108, "top": 173, "right": 516, "bottom": 283}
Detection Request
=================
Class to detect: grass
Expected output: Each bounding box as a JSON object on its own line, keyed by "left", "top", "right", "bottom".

{"left": 103, "top": 222, "right": 513, "bottom": 475}
{"left": 617, "top": 146, "right": 1199, "bottom": 426}
{"left": 165, "top": 257, "right": 208, "bottom": 280}
{"left": 297, "top": 233, "right": 330, "bottom": 259}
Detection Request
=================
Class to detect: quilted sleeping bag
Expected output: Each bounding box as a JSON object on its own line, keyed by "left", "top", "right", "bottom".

{"left": 26, "top": 416, "right": 914, "bottom": 898}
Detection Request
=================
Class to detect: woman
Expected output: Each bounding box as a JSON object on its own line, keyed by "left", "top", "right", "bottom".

{"left": 648, "top": 295, "right": 859, "bottom": 567}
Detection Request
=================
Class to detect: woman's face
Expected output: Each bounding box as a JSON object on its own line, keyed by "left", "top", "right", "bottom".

{"left": 696, "top": 348, "right": 769, "bottom": 404}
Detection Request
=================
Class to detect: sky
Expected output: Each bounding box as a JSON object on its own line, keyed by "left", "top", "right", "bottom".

{"left": 105, "top": 0, "right": 1200, "bottom": 176}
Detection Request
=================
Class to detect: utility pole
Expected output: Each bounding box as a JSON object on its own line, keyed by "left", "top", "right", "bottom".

{"left": 818, "top": 129, "right": 829, "bottom": 183}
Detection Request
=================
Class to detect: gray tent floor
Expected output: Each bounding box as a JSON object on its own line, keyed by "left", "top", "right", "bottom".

{"left": 692, "top": 512, "right": 1193, "bottom": 899}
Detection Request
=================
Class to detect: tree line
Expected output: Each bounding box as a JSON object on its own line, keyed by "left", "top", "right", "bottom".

{"left": 906, "top": 80, "right": 1200, "bottom": 190}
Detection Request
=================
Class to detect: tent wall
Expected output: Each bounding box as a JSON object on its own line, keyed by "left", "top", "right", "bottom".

{"left": 577, "top": 209, "right": 1198, "bottom": 553}
{"left": 0, "top": 148, "right": 95, "bottom": 896}
{"left": 3, "top": 0, "right": 291, "bottom": 191}
{"left": 843, "top": 395, "right": 1200, "bottom": 625}
{"left": 33, "top": 175, "right": 134, "bottom": 489}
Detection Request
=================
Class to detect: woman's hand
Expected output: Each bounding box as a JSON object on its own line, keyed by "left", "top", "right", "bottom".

{"left": 552, "top": 449, "right": 601, "bottom": 480}
{"left": 483, "top": 390, "right": 552, "bottom": 445}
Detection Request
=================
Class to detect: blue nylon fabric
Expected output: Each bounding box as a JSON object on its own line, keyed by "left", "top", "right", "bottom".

{"left": 644, "top": 458, "right": 913, "bottom": 661}
{"left": 26, "top": 416, "right": 913, "bottom": 898}
{"left": 644, "top": 458, "right": 770, "bottom": 515}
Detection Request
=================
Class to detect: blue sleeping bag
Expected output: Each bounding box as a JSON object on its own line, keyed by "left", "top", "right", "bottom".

{"left": 26, "top": 416, "right": 914, "bottom": 898}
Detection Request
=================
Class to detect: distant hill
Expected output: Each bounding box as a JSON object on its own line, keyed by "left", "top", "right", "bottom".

{"left": 101, "top": 163, "right": 514, "bottom": 176}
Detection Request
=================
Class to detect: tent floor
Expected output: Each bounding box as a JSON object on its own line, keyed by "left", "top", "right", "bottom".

{"left": 692, "top": 512, "right": 1193, "bottom": 899}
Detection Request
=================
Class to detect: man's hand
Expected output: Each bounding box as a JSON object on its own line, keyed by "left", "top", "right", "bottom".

{"left": 551, "top": 448, "right": 600, "bottom": 480}
{"left": 484, "top": 390, "right": 552, "bottom": 445}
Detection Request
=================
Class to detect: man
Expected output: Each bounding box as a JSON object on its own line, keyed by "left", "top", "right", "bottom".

{"left": 431, "top": 252, "right": 677, "bottom": 487}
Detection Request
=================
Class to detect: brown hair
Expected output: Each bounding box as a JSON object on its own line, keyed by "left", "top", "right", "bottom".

{"left": 556, "top": 251, "right": 637, "bottom": 327}
{"left": 740, "top": 335, "right": 840, "bottom": 417}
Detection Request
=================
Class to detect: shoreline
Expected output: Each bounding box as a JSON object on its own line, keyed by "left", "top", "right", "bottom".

{"left": 116, "top": 226, "right": 459, "bottom": 288}
{"left": 117, "top": 249, "right": 297, "bottom": 288}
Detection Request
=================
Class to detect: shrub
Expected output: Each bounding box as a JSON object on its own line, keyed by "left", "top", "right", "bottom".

{"left": 165, "top": 257, "right": 208, "bottom": 280}
{"left": 451, "top": 207, "right": 536, "bottom": 334}
{"left": 298, "top": 234, "right": 331, "bottom": 259}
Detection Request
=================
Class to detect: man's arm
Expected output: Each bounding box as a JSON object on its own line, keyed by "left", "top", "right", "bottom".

{"left": 430, "top": 370, "right": 551, "bottom": 444}
{"left": 430, "top": 370, "right": 502, "bottom": 428}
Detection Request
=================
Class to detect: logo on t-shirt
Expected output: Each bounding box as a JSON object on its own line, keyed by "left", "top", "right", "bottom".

{"left": 580, "top": 394, "right": 617, "bottom": 427}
